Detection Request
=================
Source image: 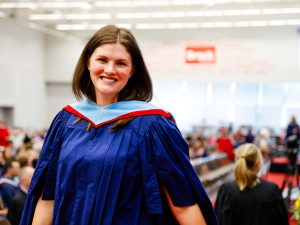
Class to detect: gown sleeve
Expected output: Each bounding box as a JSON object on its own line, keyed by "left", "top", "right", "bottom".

{"left": 20, "top": 110, "right": 69, "bottom": 225}
{"left": 138, "top": 115, "right": 219, "bottom": 225}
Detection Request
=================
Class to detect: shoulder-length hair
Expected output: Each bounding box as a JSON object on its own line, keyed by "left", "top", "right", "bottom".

{"left": 72, "top": 24, "right": 152, "bottom": 103}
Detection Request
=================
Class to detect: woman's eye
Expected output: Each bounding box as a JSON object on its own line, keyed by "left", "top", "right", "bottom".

{"left": 98, "top": 58, "right": 107, "bottom": 62}
{"left": 117, "top": 61, "right": 126, "bottom": 66}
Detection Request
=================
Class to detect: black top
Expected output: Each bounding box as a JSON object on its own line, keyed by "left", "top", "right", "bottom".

{"left": 7, "top": 188, "right": 27, "bottom": 225}
{"left": 214, "top": 179, "right": 289, "bottom": 225}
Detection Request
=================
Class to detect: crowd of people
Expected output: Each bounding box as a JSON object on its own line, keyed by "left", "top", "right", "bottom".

{"left": 187, "top": 123, "right": 288, "bottom": 163}
{"left": 0, "top": 120, "right": 45, "bottom": 225}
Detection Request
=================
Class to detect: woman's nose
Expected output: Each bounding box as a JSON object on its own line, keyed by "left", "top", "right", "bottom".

{"left": 104, "top": 62, "right": 116, "bottom": 74}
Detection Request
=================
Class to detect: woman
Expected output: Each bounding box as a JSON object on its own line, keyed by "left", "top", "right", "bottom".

{"left": 20, "top": 25, "right": 218, "bottom": 225}
{"left": 215, "top": 143, "right": 289, "bottom": 225}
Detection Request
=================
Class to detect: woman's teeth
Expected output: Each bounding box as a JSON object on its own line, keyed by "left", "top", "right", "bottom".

{"left": 101, "top": 76, "right": 117, "bottom": 83}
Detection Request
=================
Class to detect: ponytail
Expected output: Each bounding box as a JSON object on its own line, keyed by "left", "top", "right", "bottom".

{"left": 234, "top": 144, "right": 262, "bottom": 191}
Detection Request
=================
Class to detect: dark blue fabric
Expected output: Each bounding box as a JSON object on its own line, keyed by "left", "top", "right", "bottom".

{"left": 20, "top": 109, "right": 219, "bottom": 225}
{"left": 0, "top": 182, "right": 18, "bottom": 208}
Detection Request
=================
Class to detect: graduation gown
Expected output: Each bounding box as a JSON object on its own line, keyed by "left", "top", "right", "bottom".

{"left": 20, "top": 99, "right": 219, "bottom": 225}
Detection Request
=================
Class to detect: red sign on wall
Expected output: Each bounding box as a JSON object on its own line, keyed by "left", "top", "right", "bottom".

{"left": 185, "top": 46, "right": 216, "bottom": 64}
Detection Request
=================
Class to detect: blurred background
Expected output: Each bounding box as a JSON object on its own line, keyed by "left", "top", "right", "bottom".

{"left": 0, "top": 0, "right": 300, "bottom": 224}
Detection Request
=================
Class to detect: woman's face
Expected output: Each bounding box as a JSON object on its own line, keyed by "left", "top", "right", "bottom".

{"left": 88, "top": 43, "right": 133, "bottom": 106}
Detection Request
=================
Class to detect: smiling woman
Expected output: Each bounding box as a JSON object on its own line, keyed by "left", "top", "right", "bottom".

{"left": 20, "top": 24, "right": 219, "bottom": 225}
{"left": 87, "top": 43, "right": 133, "bottom": 106}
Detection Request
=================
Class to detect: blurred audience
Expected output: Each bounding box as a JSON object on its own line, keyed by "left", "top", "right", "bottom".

{"left": 0, "top": 160, "right": 20, "bottom": 216}
{"left": 7, "top": 166, "right": 34, "bottom": 225}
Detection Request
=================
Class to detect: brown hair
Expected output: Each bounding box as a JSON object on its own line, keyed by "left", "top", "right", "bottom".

{"left": 72, "top": 24, "right": 152, "bottom": 103}
{"left": 72, "top": 25, "right": 153, "bottom": 130}
{"left": 234, "top": 143, "right": 262, "bottom": 191}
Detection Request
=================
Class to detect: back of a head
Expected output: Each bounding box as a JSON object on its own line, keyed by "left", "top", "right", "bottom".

{"left": 234, "top": 143, "right": 262, "bottom": 191}
{"left": 3, "top": 159, "right": 19, "bottom": 175}
{"left": 18, "top": 166, "right": 34, "bottom": 189}
{"left": 291, "top": 116, "right": 297, "bottom": 125}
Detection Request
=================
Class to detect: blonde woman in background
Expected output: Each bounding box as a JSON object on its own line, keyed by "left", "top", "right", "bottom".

{"left": 214, "top": 143, "right": 289, "bottom": 225}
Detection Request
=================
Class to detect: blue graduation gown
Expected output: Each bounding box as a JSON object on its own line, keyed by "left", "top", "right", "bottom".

{"left": 20, "top": 100, "right": 219, "bottom": 225}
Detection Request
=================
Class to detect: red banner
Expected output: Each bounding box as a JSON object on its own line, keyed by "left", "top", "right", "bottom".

{"left": 185, "top": 46, "right": 216, "bottom": 64}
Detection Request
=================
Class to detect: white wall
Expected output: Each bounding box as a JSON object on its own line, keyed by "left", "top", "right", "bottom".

{"left": 1, "top": 19, "right": 299, "bottom": 130}
{"left": 134, "top": 26, "right": 299, "bottom": 82}
{"left": 44, "top": 26, "right": 300, "bottom": 83}
{"left": 44, "top": 26, "right": 300, "bottom": 130}
{"left": 0, "top": 19, "right": 46, "bottom": 128}
{"left": 44, "top": 35, "right": 84, "bottom": 83}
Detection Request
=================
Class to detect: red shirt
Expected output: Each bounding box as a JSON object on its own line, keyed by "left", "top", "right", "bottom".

{"left": 217, "top": 137, "right": 235, "bottom": 161}
{"left": 0, "top": 127, "right": 10, "bottom": 147}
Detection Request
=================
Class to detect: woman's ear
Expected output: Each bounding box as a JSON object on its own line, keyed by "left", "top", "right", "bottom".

{"left": 87, "top": 58, "right": 91, "bottom": 70}
{"left": 130, "top": 66, "right": 135, "bottom": 77}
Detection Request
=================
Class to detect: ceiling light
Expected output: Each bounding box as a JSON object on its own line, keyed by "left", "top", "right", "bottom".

{"left": 93, "top": 1, "right": 112, "bottom": 7}
{"left": 56, "top": 24, "right": 88, "bottom": 30}
{"left": 30, "top": 14, "right": 63, "bottom": 20}
{"left": 0, "top": 2, "right": 36, "bottom": 9}
{"left": 167, "top": 23, "right": 184, "bottom": 29}
{"left": 37, "top": 1, "right": 91, "bottom": 9}
{"left": 215, "top": 22, "right": 233, "bottom": 27}
{"left": 200, "top": 22, "right": 215, "bottom": 28}
{"left": 204, "top": 10, "right": 223, "bottom": 17}
{"left": 135, "top": 24, "right": 153, "bottom": 29}
{"left": 65, "top": 13, "right": 111, "bottom": 20}
{"left": 269, "top": 20, "right": 286, "bottom": 26}
{"left": 243, "top": 9, "right": 261, "bottom": 15}
{"left": 149, "top": 0, "right": 170, "bottom": 6}
{"left": 133, "top": 0, "right": 169, "bottom": 6}
{"left": 116, "top": 13, "right": 150, "bottom": 19}
{"left": 55, "top": 19, "right": 300, "bottom": 31}
{"left": 151, "top": 12, "right": 168, "bottom": 18}
{"left": 94, "top": 0, "right": 170, "bottom": 7}
{"left": 91, "top": 0, "right": 291, "bottom": 8}
{"left": 169, "top": 12, "right": 186, "bottom": 17}
{"left": 234, "top": 21, "right": 250, "bottom": 27}
{"left": 164, "top": 22, "right": 199, "bottom": 29}
{"left": 30, "top": 13, "right": 111, "bottom": 20}
{"left": 282, "top": 8, "right": 300, "bottom": 14}
{"left": 56, "top": 23, "right": 132, "bottom": 30}
{"left": 184, "top": 23, "right": 199, "bottom": 28}
{"left": 224, "top": 10, "right": 242, "bottom": 16}
{"left": 135, "top": 23, "right": 168, "bottom": 29}
{"left": 187, "top": 11, "right": 204, "bottom": 17}
{"left": 0, "top": 1, "right": 91, "bottom": 9}
{"left": 263, "top": 8, "right": 281, "bottom": 14}
{"left": 286, "top": 20, "right": 300, "bottom": 25}
{"left": 250, "top": 20, "right": 268, "bottom": 26}
{"left": 172, "top": 0, "right": 191, "bottom": 5}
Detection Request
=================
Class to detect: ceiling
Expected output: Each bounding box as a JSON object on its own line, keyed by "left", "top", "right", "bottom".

{"left": 0, "top": 0, "right": 300, "bottom": 40}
